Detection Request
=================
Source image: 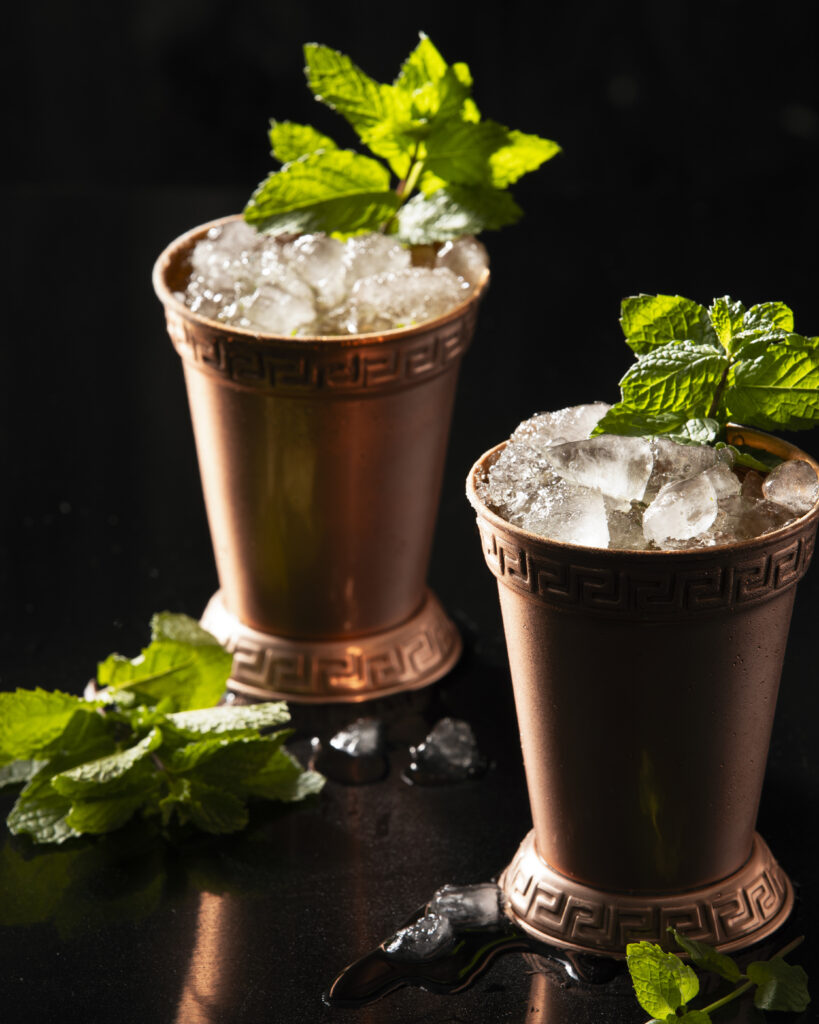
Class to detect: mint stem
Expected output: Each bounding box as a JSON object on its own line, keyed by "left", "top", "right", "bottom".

{"left": 707, "top": 361, "right": 733, "bottom": 420}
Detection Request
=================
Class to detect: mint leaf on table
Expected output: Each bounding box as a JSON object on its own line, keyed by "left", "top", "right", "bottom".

{"left": 747, "top": 957, "right": 811, "bottom": 1012}
{"left": 597, "top": 293, "right": 819, "bottom": 442}
{"left": 669, "top": 928, "right": 742, "bottom": 983}
{"left": 626, "top": 941, "right": 699, "bottom": 1019}
{"left": 2, "top": 614, "right": 324, "bottom": 844}
{"left": 96, "top": 614, "right": 232, "bottom": 712}
{"left": 244, "top": 33, "right": 559, "bottom": 243}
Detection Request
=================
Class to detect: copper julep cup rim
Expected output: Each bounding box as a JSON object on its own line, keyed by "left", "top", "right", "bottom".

{"left": 467, "top": 424, "right": 819, "bottom": 560}
{"left": 152, "top": 214, "right": 491, "bottom": 349}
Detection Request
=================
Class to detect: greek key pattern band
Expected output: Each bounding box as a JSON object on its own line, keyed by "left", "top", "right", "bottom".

{"left": 165, "top": 305, "right": 477, "bottom": 395}
{"left": 476, "top": 516, "right": 816, "bottom": 617}
{"left": 502, "top": 831, "right": 792, "bottom": 954}
{"left": 200, "top": 590, "right": 461, "bottom": 700}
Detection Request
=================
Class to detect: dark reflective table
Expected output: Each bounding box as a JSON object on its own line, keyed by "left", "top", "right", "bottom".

{"left": 3, "top": 150, "right": 819, "bottom": 1021}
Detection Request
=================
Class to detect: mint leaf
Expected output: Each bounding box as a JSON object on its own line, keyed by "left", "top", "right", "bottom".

{"left": 396, "top": 184, "right": 522, "bottom": 243}
{"left": 620, "top": 295, "right": 718, "bottom": 354}
{"left": 166, "top": 702, "right": 290, "bottom": 736}
{"left": 725, "top": 335, "right": 819, "bottom": 431}
{"left": 626, "top": 941, "right": 699, "bottom": 1018}
{"left": 591, "top": 406, "right": 687, "bottom": 438}
{"left": 0, "top": 758, "right": 46, "bottom": 788}
{"left": 708, "top": 296, "right": 746, "bottom": 354}
{"left": 149, "top": 612, "right": 221, "bottom": 648}
{"left": 747, "top": 957, "right": 811, "bottom": 1012}
{"left": 65, "top": 794, "right": 146, "bottom": 835}
{"left": 269, "top": 120, "right": 338, "bottom": 163}
{"left": 51, "top": 728, "right": 163, "bottom": 799}
{"left": 675, "top": 1013, "right": 712, "bottom": 1023}
{"left": 423, "top": 119, "right": 511, "bottom": 186}
{"left": 489, "top": 129, "right": 561, "bottom": 187}
{"left": 244, "top": 149, "right": 400, "bottom": 236}
{"left": 746, "top": 300, "right": 794, "bottom": 332}
{"left": 618, "top": 342, "right": 729, "bottom": 418}
{"left": 174, "top": 778, "right": 249, "bottom": 834}
{"left": 97, "top": 626, "right": 231, "bottom": 712}
{"left": 670, "top": 929, "right": 742, "bottom": 983}
{"left": 242, "top": 746, "right": 324, "bottom": 801}
{"left": 304, "top": 42, "right": 396, "bottom": 138}
{"left": 0, "top": 689, "right": 97, "bottom": 761}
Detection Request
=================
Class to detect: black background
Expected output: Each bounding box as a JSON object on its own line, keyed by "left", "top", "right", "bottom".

{"left": 1, "top": 3, "right": 818, "bottom": 1022}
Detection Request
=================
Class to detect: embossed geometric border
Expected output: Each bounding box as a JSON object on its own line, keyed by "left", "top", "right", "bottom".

{"left": 154, "top": 216, "right": 487, "bottom": 397}
{"left": 200, "top": 588, "right": 462, "bottom": 703}
{"left": 468, "top": 437, "right": 819, "bottom": 620}
{"left": 500, "top": 830, "right": 794, "bottom": 956}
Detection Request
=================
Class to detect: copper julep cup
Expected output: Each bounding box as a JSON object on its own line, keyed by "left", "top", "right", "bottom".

{"left": 154, "top": 217, "right": 488, "bottom": 702}
{"left": 467, "top": 426, "right": 819, "bottom": 956}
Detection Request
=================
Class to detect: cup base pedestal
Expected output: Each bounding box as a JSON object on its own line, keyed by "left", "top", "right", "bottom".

{"left": 499, "top": 830, "right": 793, "bottom": 957}
{"left": 200, "top": 588, "right": 462, "bottom": 703}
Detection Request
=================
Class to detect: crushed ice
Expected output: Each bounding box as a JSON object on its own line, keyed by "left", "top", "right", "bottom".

{"left": 180, "top": 224, "right": 486, "bottom": 336}
{"left": 477, "top": 403, "right": 819, "bottom": 550}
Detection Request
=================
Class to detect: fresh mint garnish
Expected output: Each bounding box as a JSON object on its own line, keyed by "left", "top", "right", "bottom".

{"left": 595, "top": 294, "right": 819, "bottom": 442}
{"left": 0, "top": 614, "right": 323, "bottom": 844}
{"left": 243, "top": 33, "right": 560, "bottom": 243}
{"left": 626, "top": 929, "right": 810, "bottom": 1022}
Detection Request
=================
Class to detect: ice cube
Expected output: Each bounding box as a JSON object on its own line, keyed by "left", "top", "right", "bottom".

{"left": 645, "top": 438, "right": 721, "bottom": 498}
{"left": 346, "top": 268, "right": 469, "bottom": 333}
{"left": 382, "top": 912, "right": 455, "bottom": 961}
{"left": 282, "top": 233, "right": 348, "bottom": 309}
{"left": 605, "top": 498, "right": 648, "bottom": 550}
{"left": 434, "top": 235, "right": 489, "bottom": 287}
{"left": 643, "top": 472, "right": 720, "bottom": 544}
{"left": 762, "top": 459, "right": 819, "bottom": 515}
{"left": 710, "top": 495, "right": 794, "bottom": 542}
{"left": 408, "top": 718, "right": 482, "bottom": 780}
{"left": 344, "top": 232, "right": 411, "bottom": 280}
{"left": 238, "top": 282, "right": 317, "bottom": 335}
{"left": 544, "top": 435, "right": 654, "bottom": 504}
{"left": 521, "top": 478, "right": 610, "bottom": 547}
{"left": 329, "top": 718, "right": 385, "bottom": 757}
{"left": 428, "top": 883, "right": 506, "bottom": 930}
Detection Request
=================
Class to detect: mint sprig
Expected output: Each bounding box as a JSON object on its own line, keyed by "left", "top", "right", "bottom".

{"left": 627, "top": 930, "right": 810, "bottom": 1022}
{"left": 243, "top": 33, "right": 560, "bottom": 243}
{"left": 594, "top": 294, "right": 819, "bottom": 443}
{"left": 0, "top": 614, "right": 323, "bottom": 844}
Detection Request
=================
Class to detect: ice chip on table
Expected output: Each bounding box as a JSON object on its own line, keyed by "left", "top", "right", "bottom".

{"left": 345, "top": 268, "right": 469, "bottom": 333}
{"left": 282, "top": 233, "right": 348, "bottom": 309}
{"left": 643, "top": 472, "right": 721, "bottom": 545}
{"left": 710, "top": 495, "right": 794, "bottom": 542}
{"left": 434, "top": 235, "right": 489, "bottom": 286}
{"left": 762, "top": 459, "right": 819, "bottom": 515}
{"left": 521, "top": 479, "right": 610, "bottom": 547}
{"left": 382, "top": 912, "right": 455, "bottom": 961}
{"left": 343, "top": 232, "right": 411, "bottom": 280}
{"left": 428, "top": 883, "right": 506, "bottom": 930}
{"left": 329, "top": 718, "right": 386, "bottom": 758}
{"left": 543, "top": 435, "right": 654, "bottom": 504}
{"left": 409, "top": 718, "right": 481, "bottom": 779}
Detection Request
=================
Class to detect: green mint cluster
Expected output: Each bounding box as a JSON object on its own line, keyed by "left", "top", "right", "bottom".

{"left": 594, "top": 294, "right": 819, "bottom": 444}
{"left": 243, "top": 33, "right": 560, "bottom": 243}
{"left": 0, "top": 614, "right": 323, "bottom": 844}
{"left": 627, "top": 929, "right": 810, "bottom": 1022}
